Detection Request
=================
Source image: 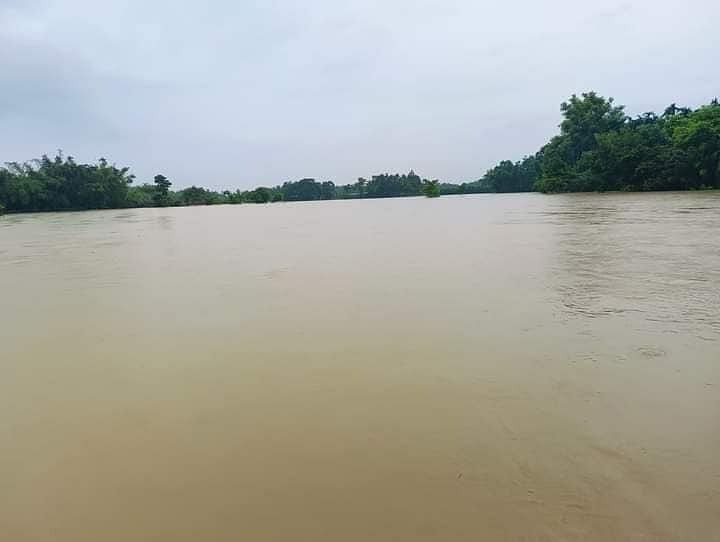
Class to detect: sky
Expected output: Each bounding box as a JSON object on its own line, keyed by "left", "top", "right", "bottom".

{"left": 1, "top": 0, "right": 718, "bottom": 190}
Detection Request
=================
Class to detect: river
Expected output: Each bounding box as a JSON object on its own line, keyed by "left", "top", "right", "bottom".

{"left": 1, "top": 192, "right": 719, "bottom": 540}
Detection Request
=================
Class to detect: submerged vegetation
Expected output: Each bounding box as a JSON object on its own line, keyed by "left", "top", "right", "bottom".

{"left": 422, "top": 179, "right": 441, "bottom": 198}
{"left": 1, "top": 93, "right": 718, "bottom": 213}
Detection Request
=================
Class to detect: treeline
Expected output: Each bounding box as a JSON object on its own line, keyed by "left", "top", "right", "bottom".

{"left": 1, "top": 92, "right": 718, "bottom": 214}
{"left": 0, "top": 160, "right": 454, "bottom": 213}
{"left": 487, "top": 93, "right": 720, "bottom": 193}
{"left": 0, "top": 156, "right": 134, "bottom": 214}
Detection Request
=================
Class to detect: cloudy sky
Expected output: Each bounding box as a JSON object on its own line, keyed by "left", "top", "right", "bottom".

{"left": 1, "top": 0, "right": 718, "bottom": 189}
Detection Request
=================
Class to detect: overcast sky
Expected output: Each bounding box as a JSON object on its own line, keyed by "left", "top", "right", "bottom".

{"left": 1, "top": 0, "right": 718, "bottom": 189}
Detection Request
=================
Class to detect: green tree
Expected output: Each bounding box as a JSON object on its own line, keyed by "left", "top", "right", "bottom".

{"left": 126, "top": 184, "right": 156, "bottom": 207}
{"left": 242, "top": 186, "right": 272, "bottom": 203}
{"left": 481, "top": 156, "right": 539, "bottom": 193}
{"left": 579, "top": 123, "right": 689, "bottom": 191}
{"left": 357, "top": 177, "right": 366, "bottom": 197}
{"left": 534, "top": 97, "right": 720, "bottom": 192}
{"left": 153, "top": 174, "right": 172, "bottom": 206}
{"left": 422, "top": 179, "right": 441, "bottom": 198}
{"left": 177, "top": 186, "right": 223, "bottom": 205}
{"left": 281, "top": 178, "right": 324, "bottom": 201}
{"left": 538, "top": 92, "right": 626, "bottom": 188}
{"left": 0, "top": 153, "right": 134, "bottom": 212}
{"left": 665, "top": 103, "right": 720, "bottom": 187}
{"left": 320, "top": 181, "right": 336, "bottom": 200}
{"left": 365, "top": 170, "right": 425, "bottom": 198}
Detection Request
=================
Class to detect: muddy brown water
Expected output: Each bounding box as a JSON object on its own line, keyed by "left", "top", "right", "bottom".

{"left": 1, "top": 192, "right": 719, "bottom": 541}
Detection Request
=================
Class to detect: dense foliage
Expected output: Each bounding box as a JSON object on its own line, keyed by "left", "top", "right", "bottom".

{"left": 1, "top": 93, "right": 718, "bottom": 213}
{"left": 422, "top": 179, "right": 440, "bottom": 198}
{"left": 280, "top": 178, "right": 336, "bottom": 201}
{"left": 480, "top": 156, "right": 540, "bottom": 193}
{"left": 0, "top": 154, "right": 134, "bottom": 212}
{"left": 0, "top": 160, "right": 447, "bottom": 213}
{"left": 533, "top": 94, "right": 720, "bottom": 192}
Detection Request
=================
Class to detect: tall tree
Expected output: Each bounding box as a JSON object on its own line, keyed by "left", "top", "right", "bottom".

{"left": 153, "top": 174, "right": 172, "bottom": 206}
{"left": 538, "top": 92, "right": 626, "bottom": 187}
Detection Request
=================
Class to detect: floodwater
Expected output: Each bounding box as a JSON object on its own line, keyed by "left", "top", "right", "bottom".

{"left": 1, "top": 192, "right": 719, "bottom": 541}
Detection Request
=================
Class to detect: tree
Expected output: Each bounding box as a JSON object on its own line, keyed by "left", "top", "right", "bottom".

{"left": 422, "top": 179, "right": 440, "bottom": 198}
{"left": 153, "top": 174, "right": 172, "bottom": 206}
{"left": 357, "top": 177, "right": 366, "bottom": 197}
{"left": 539, "top": 92, "right": 626, "bottom": 185}
{"left": 364, "top": 171, "right": 426, "bottom": 198}
{"left": 663, "top": 103, "right": 692, "bottom": 118}
{"left": 481, "top": 156, "right": 539, "bottom": 193}
{"left": 320, "top": 181, "right": 336, "bottom": 200}
{"left": 126, "top": 184, "right": 157, "bottom": 207}
{"left": 242, "top": 186, "right": 272, "bottom": 203}
{"left": 665, "top": 103, "right": 720, "bottom": 188}
{"left": 177, "top": 186, "right": 223, "bottom": 205}
{"left": 578, "top": 123, "right": 688, "bottom": 191}
{"left": 0, "top": 153, "right": 134, "bottom": 212}
{"left": 534, "top": 96, "right": 720, "bottom": 192}
{"left": 281, "top": 178, "right": 324, "bottom": 201}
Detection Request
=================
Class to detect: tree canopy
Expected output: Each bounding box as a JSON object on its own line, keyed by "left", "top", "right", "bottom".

{"left": 534, "top": 94, "right": 720, "bottom": 192}
{"left": 0, "top": 153, "right": 133, "bottom": 212}
{"left": 422, "top": 179, "right": 441, "bottom": 198}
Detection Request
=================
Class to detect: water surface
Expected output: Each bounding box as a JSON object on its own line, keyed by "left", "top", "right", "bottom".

{"left": 2, "top": 192, "right": 719, "bottom": 540}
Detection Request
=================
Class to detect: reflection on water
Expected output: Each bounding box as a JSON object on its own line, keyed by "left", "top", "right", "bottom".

{"left": 549, "top": 194, "right": 720, "bottom": 338}
{"left": 1, "top": 192, "right": 719, "bottom": 541}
